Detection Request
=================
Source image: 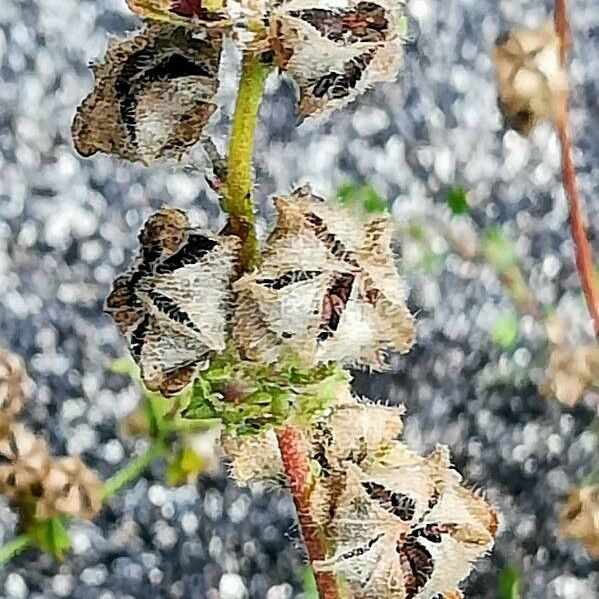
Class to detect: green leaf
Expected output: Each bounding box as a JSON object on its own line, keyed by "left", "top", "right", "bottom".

{"left": 491, "top": 311, "right": 520, "bottom": 349}
{"left": 446, "top": 186, "right": 469, "bottom": 215}
{"left": 302, "top": 567, "right": 319, "bottom": 599}
{"left": 31, "top": 517, "right": 71, "bottom": 560}
{"left": 498, "top": 565, "right": 521, "bottom": 599}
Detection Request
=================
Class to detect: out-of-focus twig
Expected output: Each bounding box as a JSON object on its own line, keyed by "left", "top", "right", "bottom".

{"left": 554, "top": 0, "right": 599, "bottom": 339}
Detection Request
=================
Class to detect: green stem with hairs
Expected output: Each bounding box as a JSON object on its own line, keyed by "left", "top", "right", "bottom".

{"left": 222, "top": 53, "right": 269, "bottom": 270}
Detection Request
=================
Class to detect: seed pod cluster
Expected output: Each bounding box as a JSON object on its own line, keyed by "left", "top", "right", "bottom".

{"left": 225, "top": 392, "right": 498, "bottom": 598}
{"left": 0, "top": 349, "right": 102, "bottom": 521}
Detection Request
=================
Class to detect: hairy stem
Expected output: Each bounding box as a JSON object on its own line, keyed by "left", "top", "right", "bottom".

{"left": 223, "top": 53, "right": 341, "bottom": 599}
{"left": 222, "top": 53, "right": 269, "bottom": 270}
{"left": 0, "top": 533, "right": 34, "bottom": 565}
{"left": 554, "top": 0, "right": 599, "bottom": 338}
{"left": 277, "top": 426, "right": 340, "bottom": 599}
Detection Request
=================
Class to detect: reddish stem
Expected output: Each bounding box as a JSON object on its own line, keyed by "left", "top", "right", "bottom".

{"left": 277, "top": 426, "right": 340, "bottom": 599}
{"left": 554, "top": 0, "right": 599, "bottom": 339}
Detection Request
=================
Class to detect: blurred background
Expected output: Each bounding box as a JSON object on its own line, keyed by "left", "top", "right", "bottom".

{"left": 1, "top": 0, "right": 599, "bottom": 597}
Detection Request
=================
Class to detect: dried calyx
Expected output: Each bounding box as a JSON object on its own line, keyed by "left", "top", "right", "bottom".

{"left": 226, "top": 392, "right": 498, "bottom": 598}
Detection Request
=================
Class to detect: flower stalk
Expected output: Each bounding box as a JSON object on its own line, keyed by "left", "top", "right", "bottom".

{"left": 554, "top": 0, "right": 599, "bottom": 339}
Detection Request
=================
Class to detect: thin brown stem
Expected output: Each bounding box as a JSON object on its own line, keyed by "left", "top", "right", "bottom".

{"left": 554, "top": 0, "right": 599, "bottom": 338}
{"left": 277, "top": 426, "right": 341, "bottom": 599}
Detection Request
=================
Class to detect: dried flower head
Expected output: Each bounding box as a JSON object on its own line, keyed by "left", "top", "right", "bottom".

{"left": 270, "top": 0, "right": 405, "bottom": 116}
{"left": 0, "top": 349, "right": 29, "bottom": 419}
{"left": 493, "top": 23, "right": 568, "bottom": 135}
{"left": 233, "top": 186, "right": 415, "bottom": 369}
{"left": 72, "top": 24, "right": 222, "bottom": 165}
{"left": 37, "top": 457, "right": 103, "bottom": 520}
{"left": 105, "top": 208, "right": 239, "bottom": 397}
{"left": 542, "top": 345, "right": 599, "bottom": 407}
{"left": 559, "top": 485, "right": 599, "bottom": 558}
{"left": 0, "top": 423, "right": 51, "bottom": 499}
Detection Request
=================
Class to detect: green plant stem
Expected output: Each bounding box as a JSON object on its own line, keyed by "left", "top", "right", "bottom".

{"left": 102, "top": 438, "right": 168, "bottom": 501}
{"left": 222, "top": 53, "right": 269, "bottom": 270}
{"left": 0, "top": 533, "right": 34, "bottom": 566}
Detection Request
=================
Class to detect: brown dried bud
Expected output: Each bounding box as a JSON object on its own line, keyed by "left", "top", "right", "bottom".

{"left": 233, "top": 186, "right": 415, "bottom": 369}
{"left": 0, "top": 423, "right": 51, "bottom": 498}
{"left": 105, "top": 208, "right": 239, "bottom": 397}
{"left": 493, "top": 23, "right": 568, "bottom": 135}
{"left": 0, "top": 349, "right": 29, "bottom": 419}
{"left": 72, "top": 24, "right": 222, "bottom": 165}
{"left": 37, "top": 457, "right": 103, "bottom": 521}
{"left": 559, "top": 485, "right": 599, "bottom": 558}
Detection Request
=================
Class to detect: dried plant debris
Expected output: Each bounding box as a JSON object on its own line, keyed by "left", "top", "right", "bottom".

{"left": 0, "top": 349, "right": 29, "bottom": 420}
{"left": 233, "top": 186, "right": 415, "bottom": 369}
{"left": 493, "top": 23, "right": 568, "bottom": 135}
{"left": 270, "top": 0, "right": 405, "bottom": 116}
{"left": 0, "top": 423, "right": 51, "bottom": 499}
{"left": 72, "top": 24, "right": 222, "bottom": 165}
{"left": 36, "top": 457, "right": 103, "bottom": 521}
{"left": 105, "top": 208, "right": 239, "bottom": 397}
{"left": 542, "top": 345, "right": 599, "bottom": 407}
{"left": 559, "top": 485, "right": 599, "bottom": 558}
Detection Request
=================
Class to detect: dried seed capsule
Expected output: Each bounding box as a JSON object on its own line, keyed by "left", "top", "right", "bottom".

{"left": 0, "top": 349, "right": 29, "bottom": 419}
{"left": 0, "top": 423, "right": 51, "bottom": 497}
{"left": 105, "top": 208, "right": 239, "bottom": 397}
{"left": 233, "top": 186, "right": 415, "bottom": 369}
{"left": 559, "top": 485, "right": 599, "bottom": 558}
{"left": 493, "top": 23, "right": 568, "bottom": 135}
{"left": 37, "top": 457, "right": 103, "bottom": 521}
{"left": 270, "top": 0, "right": 405, "bottom": 117}
{"left": 72, "top": 24, "right": 223, "bottom": 165}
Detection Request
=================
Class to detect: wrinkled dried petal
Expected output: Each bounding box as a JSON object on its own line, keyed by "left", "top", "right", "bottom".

{"left": 105, "top": 208, "right": 239, "bottom": 397}
{"left": 493, "top": 23, "right": 568, "bottom": 135}
{"left": 0, "top": 349, "right": 29, "bottom": 419}
{"left": 559, "top": 485, "right": 599, "bottom": 558}
{"left": 270, "top": 0, "right": 405, "bottom": 117}
{"left": 233, "top": 187, "right": 415, "bottom": 369}
{"left": 72, "top": 24, "right": 222, "bottom": 165}
{"left": 38, "top": 457, "right": 103, "bottom": 520}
